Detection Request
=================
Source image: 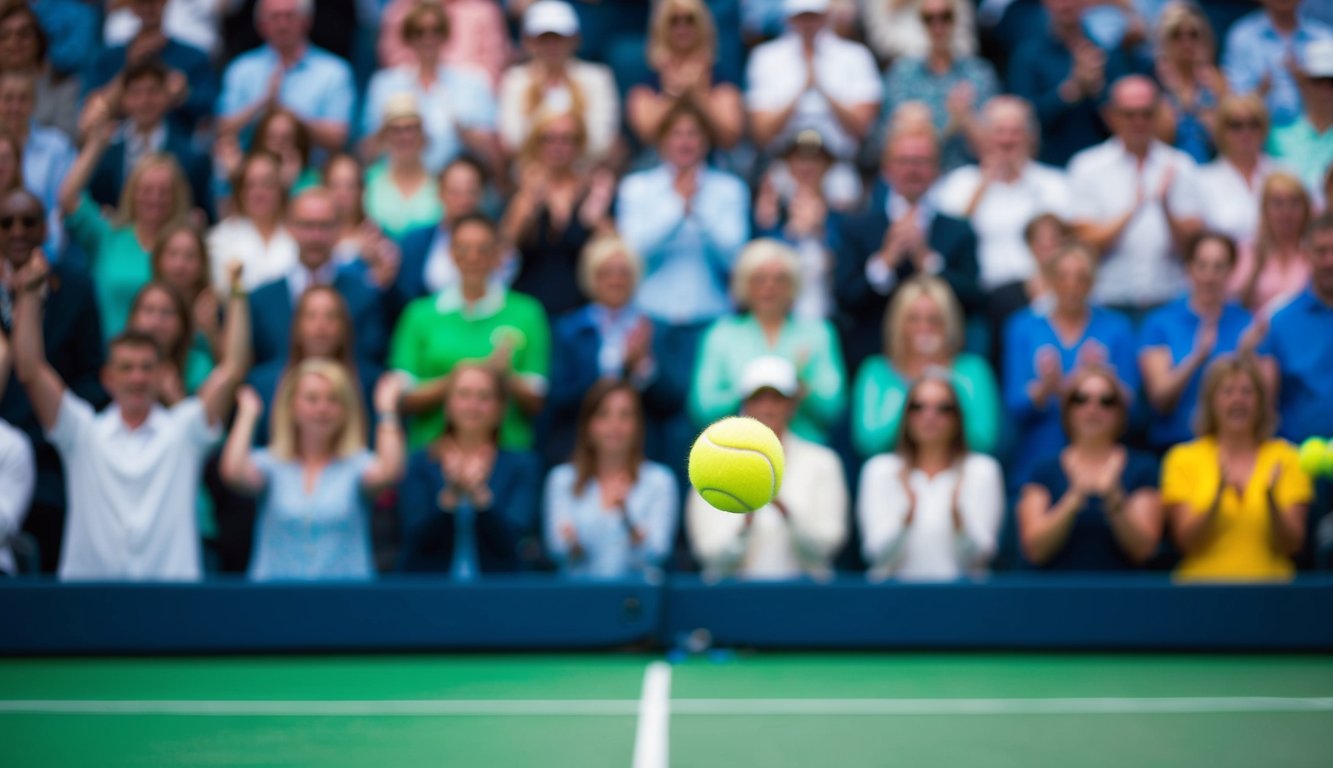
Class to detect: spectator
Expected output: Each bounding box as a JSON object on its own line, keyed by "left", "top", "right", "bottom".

{"left": 1018, "top": 364, "right": 1163, "bottom": 569}
{"left": 10, "top": 254, "right": 248, "bottom": 581}
{"left": 498, "top": 0, "right": 619, "bottom": 161}
{"left": 0, "top": 190, "right": 103, "bottom": 574}
{"left": 0, "top": 3, "right": 78, "bottom": 137}
{"left": 82, "top": 0, "right": 217, "bottom": 133}
{"left": 616, "top": 100, "right": 749, "bottom": 359}
{"left": 544, "top": 380, "right": 678, "bottom": 578}
{"left": 58, "top": 116, "right": 193, "bottom": 341}
{"left": 1152, "top": 1, "right": 1223, "bottom": 163}
{"left": 1, "top": 71, "right": 72, "bottom": 244}
{"left": 323, "top": 152, "right": 400, "bottom": 289}
{"left": 397, "top": 361, "right": 541, "bottom": 576}
{"left": 126, "top": 280, "right": 209, "bottom": 401}
{"left": 1140, "top": 232, "right": 1262, "bottom": 452}
{"left": 363, "top": 0, "right": 499, "bottom": 176}
{"left": 207, "top": 151, "right": 298, "bottom": 292}
{"left": 863, "top": 0, "right": 979, "bottom": 63}
{"left": 85, "top": 59, "right": 213, "bottom": 221}
{"left": 221, "top": 362, "right": 405, "bottom": 581}
{"left": 1261, "top": 212, "right": 1333, "bottom": 442}
{"left": 834, "top": 127, "right": 981, "bottom": 372}
{"left": 686, "top": 355, "right": 848, "bottom": 580}
{"left": 881, "top": 0, "right": 1000, "bottom": 172}
{"left": 1222, "top": 0, "right": 1332, "bottom": 129}
{"left": 691, "top": 238, "right": 846, "bottom": 444}
{"left": 29, "top": 0, "right": 98, "bottom": 78}
{"left": 240, "top": 107, "right": 320, "bottom": 195}
{"left": 1268, "top": 38, "right": 1333, "bottom": 199}
{"left": 248, "top": 188, "right": 388, "bottom": 368}
{"left": 1018, "top": 211, "right": 1074, "bottom": 311}
{"left": 391, "top": 213, "right": 550, "bottom": 450}
{"left": 1164, "top": 355, "right": 1311, "bottom": 581}
{"left": 502, "top": 111, "right": 615, "bottom": 318}
{"left": 104, "top": 0, "right": 237, "bottom": 60}
{"left": 1003, "top": 242, "right": 1138, "bottom": 487}
{"left": 0, "top": 322, "right": 34, "bottom": 575}
{"left": 151, "top": 225, "right": 224, "bottom": 382}
{"left": 217, "top": 0, "right": 355, "bottom": 152}
{"left": 935, "top": 96, "right": 1073, "bottom": 335}
{"left": 858, "top": 372, "right": 1003, "bottom": 581}
{"left": 545, "top": 234, "right": 686, "bottom": 470}
{"left": 853, "top": 276, "right": 1000, "bottom": 459}
{"left": 1007, "top": 0, "right": 1146, "bottom": 167}
{"left": 0, "top": 131, "right": 21, "bottom": 193}
{"left": 746, "top": 0, "right": 880, "bottom": 181}
{"left": 378, "top": 0, "right": 512, "bottom": 89}
{"left": 1231, "top": 172, "right": 1312, "bottom": 314}
{"left": 1197, "top": 94, "right": 1275, "bottom": 246}
{"left": 362, "top": 94, "right": 442, "bottom": 241}
{"left": 626, "top": 0, "right": 743, "bottom": 150}
{"left": 1069, "top": 75, "right": 1203, "bottom": 316}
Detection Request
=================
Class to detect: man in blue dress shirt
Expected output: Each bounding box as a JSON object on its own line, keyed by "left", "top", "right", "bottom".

{"left": 1223, "top": 0, "right": 1333, "bottom": 128}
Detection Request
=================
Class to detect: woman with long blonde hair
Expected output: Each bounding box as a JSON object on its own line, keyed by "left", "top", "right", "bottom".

{"left": 1230, "top": 172, "right": 1312, "bottom": 314}
{"left": 1152, "top": 1, "right": 1224, "bottom": 162}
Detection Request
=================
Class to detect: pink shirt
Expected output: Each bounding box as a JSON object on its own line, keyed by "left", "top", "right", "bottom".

{"left": 1230, "top": 244, "right": 1310, "bottom": 316}
{"left": 378, "top": 0, "right": 511, "bottom": 89}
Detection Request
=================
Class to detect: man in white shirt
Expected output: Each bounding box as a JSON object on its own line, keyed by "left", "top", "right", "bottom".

{"left": 10, "top": 254, "right": 250, "bottom": 581}
{"left": 1069, "top": 75, "right": 1204, "bottom": 315}
{"left": 686, "top": 356, "right": 848, "bottom": 581}
{"left": 746, "top": 0, "right": 881, "bottom": 168}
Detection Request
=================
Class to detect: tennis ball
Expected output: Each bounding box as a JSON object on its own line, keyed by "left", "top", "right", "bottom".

{"left": 1298, "top": 438, "right": 1327, "bottom": 477}
{"left": 688, "top": 417, "right": 785, "bottom": 514}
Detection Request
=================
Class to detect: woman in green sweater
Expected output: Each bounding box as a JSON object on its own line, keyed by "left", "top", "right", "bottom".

{"left": 58, "top": 111, "right": 193, "bottom": 341}
{"left": 852, "top": 275, "right": 1000, "bottom": 458}
{"left": 689, "top": 238, "right": 846, "bottom": 444}
{"left": 390, "top": 212, "right": 550, "bottom": 450}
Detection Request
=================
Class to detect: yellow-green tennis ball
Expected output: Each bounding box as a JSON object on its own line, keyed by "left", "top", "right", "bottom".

{"left": 1298, "top": 438, "right": 1327, "bottom": 476}
{"left": 688, "top": 417, "right": 785, "bottom": 514}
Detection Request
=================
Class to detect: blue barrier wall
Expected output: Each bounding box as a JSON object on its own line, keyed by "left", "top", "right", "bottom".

{"left": 2, "top": 576, "right": 1331, "bottom": 654}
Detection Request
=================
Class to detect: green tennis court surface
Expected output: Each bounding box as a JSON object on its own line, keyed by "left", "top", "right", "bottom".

{"left": 2, "top": 654, "right": 1331, "bottom": 767}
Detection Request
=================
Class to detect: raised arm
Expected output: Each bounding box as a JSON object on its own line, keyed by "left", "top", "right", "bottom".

{"left": 360, "top": 373, "right": 408, "bottom": 493}
{"left": 57, "top": 113, "right": 115, "bottom": 216}
{"left": 196, "top": 263, "right": 251, "bottom": 427}
{"left": 10, "top": 255, "right": 65, "bottom": 431}
{"left": 218, "top": 385, "right": 267, "bottom": 495}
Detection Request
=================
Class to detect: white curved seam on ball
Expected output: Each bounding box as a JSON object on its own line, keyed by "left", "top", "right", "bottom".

{"left": 701, "top": 434, "right": 777, "bottom": 497}
{"left": 697, "top": 487, "right": 752, "bottom": 512}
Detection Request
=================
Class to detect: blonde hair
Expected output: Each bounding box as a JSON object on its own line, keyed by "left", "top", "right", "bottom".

{"left": 516, "top": 110, "right": 588, "bottom": 171}
{"left": 883, "top": 276, "right": 964, "bottom": 364}
{"left": 1213, "top": 93, "right": 1269, "bottom": 157}
{"left": 577, "top": 233, "right": 642, "bottom": 297}
{"left": 116, "top": 153, "right": 193, "bottom": 229}
{"left": 1256, "top": 171, "right": 1312, "bottom": 253}
{"left": 1155, "top": 1, "right": 1215, "bottom": 60}
{"left": 268, "top": 358, "right": 367, "bottom": 461}
{"left": 1194, "top": 354, "right": 1275, "bottom": 442}
{"left": 730, "top": 238, "right": 801, "bottom": 309}
{"left": 646, "top": 0, "right": 717, "bottom": 72}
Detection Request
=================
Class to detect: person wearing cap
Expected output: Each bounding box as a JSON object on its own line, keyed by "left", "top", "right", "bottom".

{"left": 497, "top": 0, "right": 619, "bottom": 161}
{"left": 216, "top": 0, "right": 356, "bottom": 153}
{"left": 1268, "top": 38, "right": 1333, "bottom": 201}
{"left": 690, "top": 238, "right": 846, "bottom": 445}
{"left": 362, "top": 93, "right": 444, "bottom": 241}
{"left": 746, "top": 0, "right": 881, "bottom": 174}
{"left": 1223, "top": 0, "right": 1333, "bottom": 129}
{"left": 686, "top": 355, "right": 849, "bottom": 581}
{"left": 362, "top": 0, "right": 500, "bottom": 177}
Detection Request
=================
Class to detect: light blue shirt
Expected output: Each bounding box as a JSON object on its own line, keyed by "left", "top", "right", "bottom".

{"left": 218, "top": 45, "right": 356, "bottom": 129}
{"left": 247, "top": 449, "right": 377, "bottom": 581}
{"left": 362, "top": 65, "right": 497, "bottom": 174}
{"left": 616, "top": 164, "right": 750, "bottom": 325}
{"left": 1223, "top": 11, "right": 1333, "bottom": 127}
{"left": 22, "top": 123, "right": 73, "bottom": 257}
{"left": 543, "top": 462, "right": 678, "bottom": 579}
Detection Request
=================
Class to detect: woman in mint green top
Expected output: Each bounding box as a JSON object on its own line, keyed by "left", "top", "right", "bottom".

{"left": 59, "top": 116, "right": 193, "bottom": 341}
{"left": 689, "top": 239, "right": 846, "bottom": 443}
{"left": 391, "top": 214, "right": 550, "bottom": 450}
{"left": 852, "top": 275, "right": 1000, "bottom": 458}
{"left": 362, "top": 94, "right": 442, "bottom": 240}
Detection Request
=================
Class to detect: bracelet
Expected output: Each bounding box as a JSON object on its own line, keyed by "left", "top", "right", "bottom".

{"left": 230, "top": 287, "right": 246, "bottom": 299}
{"left": 376, "top": 411, "right": 400, "bottom": 426}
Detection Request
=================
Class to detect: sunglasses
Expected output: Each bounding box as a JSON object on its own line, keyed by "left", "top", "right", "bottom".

{"left": 0, "top": 213, "right": 40, "bottom": 230}
{"left": 1168, "top": 27, "right": 1201, "bottom": 41}
{"left": 668, "top": 14, "right": 696, "bottom": 26}
{"left": 539, "top": 132, "right": 579, "bottom": 144}
{"left": 1070, "top": 391, "right": 1118, "bottom": 408}
{"left": 920, "top": 11, "right": 954, "bottom": 25}
{"left": 406, "top": 25, "right": 447, "bottom": 39}
{"left": 907, "top": 400, "right": 958, "bottom": 416}
{"left": 1224, "top": 118, "right": 1263, "bottom": 132}
{"left": 1118, "top": 108, "right": 1155, "bottom": 120}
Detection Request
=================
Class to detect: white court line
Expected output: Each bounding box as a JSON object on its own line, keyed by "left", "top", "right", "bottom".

{"left": 632, "top": 662, "right": 672, "bottom": 768}
{"left": 0, "top": 696, "right": 1329, "bottom": 718}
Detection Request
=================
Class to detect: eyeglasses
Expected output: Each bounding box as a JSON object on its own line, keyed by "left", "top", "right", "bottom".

{"left": 668, "top": 14, "right": 696, "bottom": 26}
{"left": 907, "top": 400, "right": 958, "bottom": 416}
{"left": 0, "top": 213, "right": 39, "bottom": 230}
{"left": 920, "top": 11, "right": 954, "bottom": 26}
{"left": 1070, "top": 391, "right": 1118, "bottom": 408}
{"left": 1224, "top": 118, "right": 1263, "bottom": 132}
{"left": 1167, "top": 27, "right": 1201, "bottom": 41}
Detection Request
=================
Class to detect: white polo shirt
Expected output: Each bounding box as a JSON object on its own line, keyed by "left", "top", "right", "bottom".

{"left": 1196, "top": 156, "right": 1275, "bottom": 247}
{"left": 746, "top": 31, "right": 882, "bottom": 160}
{"left": 0, "top": 419, "right": 34, "bottom": 575}
{"left": 1069, "top": 138, "right": 1203, "bottom": 307}
{"left": 48, "top": 392, "right": 219, "bottom": 581}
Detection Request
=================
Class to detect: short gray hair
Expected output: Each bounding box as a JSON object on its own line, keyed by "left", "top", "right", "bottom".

{"left": 730, "top": 238, "right": 801, "bottom": 309}
{"left": 255, "top": 0, "right": 314, "bottom": 24}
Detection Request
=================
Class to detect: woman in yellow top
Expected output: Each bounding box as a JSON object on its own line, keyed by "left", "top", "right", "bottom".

{"left": 1162, "top": 355, "right": 1312, "bottom": 582}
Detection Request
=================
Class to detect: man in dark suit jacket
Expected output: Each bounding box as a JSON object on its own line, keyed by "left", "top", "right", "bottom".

{"left": 248, "top": 189, "right": 388, "bottom": 367}
{"left": 833, "top": 129, "right": 982, "bottom": 373}
{"left": 87, "top": 59, "right": 213, "bottom": 221}
{"left": 0, "top": 191, "right": 105, "bottom": 572}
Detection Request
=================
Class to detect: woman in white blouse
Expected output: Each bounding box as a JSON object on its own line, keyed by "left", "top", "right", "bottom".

{"left": 1197, "top": 95, "right": 1274, "bottom": 248}
{"left": 858, "top": 371, "right": 1003, "bottom": 581}
{"left": 207, "top": 152, "right": 297, "bottom": 293}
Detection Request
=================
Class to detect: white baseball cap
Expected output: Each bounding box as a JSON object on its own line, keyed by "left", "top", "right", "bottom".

{"left": 784, "top": 0, "right": 830, "bottom": 17}
{"left": 524, "top": 0, "right": 580, "bottom": 37}
{"left": 740, "top": 356, "right": 800, "bottom": 400}
{"left": 1303, "top": 38, "right": 1333, "bottom": 78}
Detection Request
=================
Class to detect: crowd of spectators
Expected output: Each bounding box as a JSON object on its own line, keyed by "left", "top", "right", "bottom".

{"left": 0, "top": 0, "right": 1331, "bottom": 585}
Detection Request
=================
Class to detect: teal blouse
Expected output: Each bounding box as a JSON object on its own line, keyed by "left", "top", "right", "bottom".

{"left": 363, "top": 161, "right": 443, "bottom": 240}
{"left": 65, "top": 194, "right": 152, "bottom": 341}
{"left": 852, "top": 352, "right": 1001, "bottom": 458}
